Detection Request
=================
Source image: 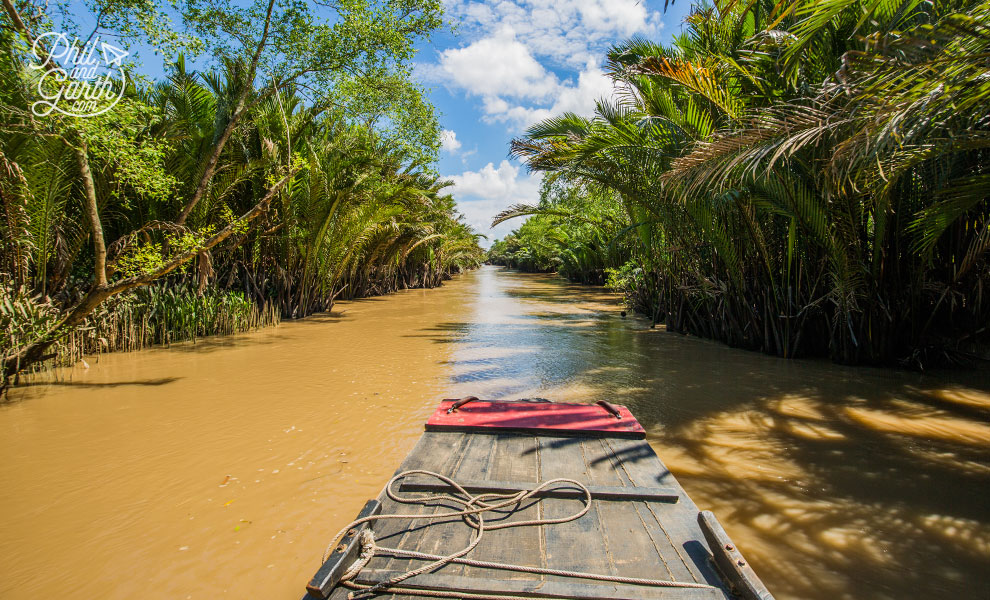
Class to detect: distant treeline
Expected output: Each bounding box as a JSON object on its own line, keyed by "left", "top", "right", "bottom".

{"left": 490, "top": 0, "right": 990, "bottom": 368}
{"left": 487, "top": 180, "right": 631, "bottom": 286}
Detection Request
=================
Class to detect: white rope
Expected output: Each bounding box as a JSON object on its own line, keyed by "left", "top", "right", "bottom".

{"left": 340, "top": 530, "right": 377, "bottom": 582}
{"left": 320, "top": 470, "right": 716, "bottom": 599}
{"left": 369, "top": 546, "right": 714, "bottom": 588}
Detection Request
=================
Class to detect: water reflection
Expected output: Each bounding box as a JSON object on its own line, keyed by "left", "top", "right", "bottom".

{"left": 0, "top": 266, "right": 987, "bottom": 600}
{"left": 432, "top": 267, "right": 990, "bottom": 600}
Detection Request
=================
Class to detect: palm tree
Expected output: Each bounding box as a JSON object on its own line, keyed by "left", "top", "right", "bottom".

{"left": 505, "top": 0, "right": 989, "bottom": 366}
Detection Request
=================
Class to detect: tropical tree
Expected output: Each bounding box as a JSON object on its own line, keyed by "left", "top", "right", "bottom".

{"left": 505, "top": 0, "right": 989, "bottom": 366}
{"left": 489, "top": 179, "right": 633, "bottom": 284}
{"left": 0, "top": 0, "right": 483, "bottom": 384}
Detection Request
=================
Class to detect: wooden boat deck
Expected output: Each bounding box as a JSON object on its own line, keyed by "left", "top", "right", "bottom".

{"left": 308, "top": 425, "right": 772, "bottom": 600}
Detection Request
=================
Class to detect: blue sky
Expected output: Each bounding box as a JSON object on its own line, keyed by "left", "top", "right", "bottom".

{"left": 416, "top": 0, "right": 694, "bottom": 245}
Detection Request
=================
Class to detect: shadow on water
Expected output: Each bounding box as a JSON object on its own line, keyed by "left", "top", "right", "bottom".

{"left": 13, "top": 377, "right": 182, "bottom": 389}
{"left": 430, "top": 267, "right": 990, "bottom": 600}
{"left": 402, "top": 322, "right": 473, "bottom": 343}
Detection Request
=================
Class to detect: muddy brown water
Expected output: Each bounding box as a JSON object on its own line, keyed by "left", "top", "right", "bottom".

{"left": 2, "top": 265, "right": 988, "bottom": 600}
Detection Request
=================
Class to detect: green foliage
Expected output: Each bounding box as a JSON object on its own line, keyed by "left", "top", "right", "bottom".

{"left": 179, "top": 0, "right": 445, "bottom": 158}
{"left": 114, "top": 242, "right": 166, "bottom": 278}
{"left": 0, "top": 0, "right": 482, "bottom": 377}
{"left": 509, "top": 0, "right": 990, "bottom": 367}
{"left": 126, "top": 284, "right": 274, "bottom": 344}
{"left": 0, "top": 284, "right": 61, "bottom": 378}
{"left": 488, "top": 179, "right": 633, "bottom": 285}
{"left": 605, "top": 262, "right": 650, "bottom": 312}
{"left": 73, "top": 101, "right": 179, "bottom": 205}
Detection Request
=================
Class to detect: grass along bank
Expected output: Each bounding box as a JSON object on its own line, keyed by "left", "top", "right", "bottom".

{"left": 1, "top": 284, "right": 280, "bottom": 378}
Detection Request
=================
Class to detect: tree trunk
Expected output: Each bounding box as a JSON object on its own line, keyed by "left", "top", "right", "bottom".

{"left": 174, "top": 0, "right": 278, "bottom": 226}
{"left": 175, "top": 108, "right": 244, "bottom": 225}
{"left": 75, "top": 141, "right": 107, "bottom": 287}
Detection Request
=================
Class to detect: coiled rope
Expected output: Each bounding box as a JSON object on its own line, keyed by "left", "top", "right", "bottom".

{"left": 321, "top": 470, "right": 716, "bottom": 599}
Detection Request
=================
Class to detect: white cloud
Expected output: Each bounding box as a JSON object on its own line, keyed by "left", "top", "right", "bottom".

{"left": 440, "top": 129, "right": 462, "bottom": 153}
{"left": 572, "top": 0, "right": 659, "bottom": 37}
{"left": 448, "top": 159, "right": 535, "bottom": 199}
{"left": 476, "top": 60, "right": 613, "bottom": 130}
{"left": 460, "top": 147, "right": 478, "bottom": 164}
{"left": 424, "top": 0, "right": 639, "bottom": 132}
{"left": 446, "top": 160, "right": 544, "bottom": 244}
{"left": 439, "top": 28, "right": 559, "bottom": 101}
{"left": 546, "top": 60, "right": 614, "bottom": 116}
{"left": 444, "top": 0, "right": 662, "bottom": 68}
{"left": 479, "top": 96, "right": 551, "bottom": 128}
{"left": 425, "top": 0, "right": 663, "bottom": 239}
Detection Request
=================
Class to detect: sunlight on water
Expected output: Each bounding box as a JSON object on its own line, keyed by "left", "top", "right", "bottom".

{"left": 1, "top": 266, "right": 988, "bottom": 600}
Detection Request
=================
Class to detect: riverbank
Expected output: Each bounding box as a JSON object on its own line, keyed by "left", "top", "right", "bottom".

{"left": 1, "top": 285, "right": 281, "bottom": 380}
{"left": 2, "top": 268, "right": 474, "bottom": 384}
{"left": 2, "top": 266, "right": 988, "bottom": 600}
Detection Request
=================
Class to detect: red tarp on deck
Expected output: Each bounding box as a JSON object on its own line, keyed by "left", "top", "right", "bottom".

{"left": 426, "top": 400, "right": 646, "bottom": 439}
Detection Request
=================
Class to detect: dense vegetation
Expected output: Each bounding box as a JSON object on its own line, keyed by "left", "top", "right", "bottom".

{"left": 0, "top": 0, "right": 483, "bottom": 384}
{"left": 487, "top": 180, "right": 632, "bottom": 284}
{"left": 497, "top": 0, "right": 990, "bottom": 367}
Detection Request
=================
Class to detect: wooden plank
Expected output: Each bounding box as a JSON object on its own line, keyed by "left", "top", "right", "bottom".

{"left": 306, "top": 499, "right": 382, "bottom": 599}
{"left": 354, "top": 570, "right": 725, "bottom": 600}
{"left": 363, "top": 432, "right": 470, "bottom": 577}
{"left": 408, "top": 432, "right": 497, "bottom": 566}
{"left": 398, "top": 478, "right": 680, "bottom": 502}
{"left": 601, "top": 437, "right": 676, "bottom": 487}
{"left": 581, "top": 437, "right": 678, "bottom": 582}
{"left": 605, "top": 438, "right": 729, "bottom": 590}
{"left": 537, "top": 435, "right": 613, "bottom": 576}
{"left": 698, "top": 511, "right": 775, "bottom": 600}
{"left": 458, "top": 433, "right": 543, "bottom": 580}
{"left": 588, "top": 438, "right": 698, "bottom": 583}
{"left": 398, "top": 432, "right": 472, "bottom": 473}
{"left": 318, "top": 429, "right": 760, "bottom": 600}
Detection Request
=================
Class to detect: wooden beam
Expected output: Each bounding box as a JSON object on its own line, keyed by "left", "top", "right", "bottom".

{"left": 305, "top": 499, "right": 381, "bottom": 599}
{"left": 354, "top": 570, "right": 726, "bottom": 600}
{"left": 697, "top": 511, "right": 775, "bottom": 600}
{"left": 399, "top": 478, "right": 680, "bottom": 502}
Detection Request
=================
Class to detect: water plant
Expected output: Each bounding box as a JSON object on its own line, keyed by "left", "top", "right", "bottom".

{"left": 1, "top": 283, "right": 280, "bottom": 385}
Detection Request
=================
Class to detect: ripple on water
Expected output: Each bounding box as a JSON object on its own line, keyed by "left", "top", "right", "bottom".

{"left": 2, "top": 266, "right": 988, "bottom": 600}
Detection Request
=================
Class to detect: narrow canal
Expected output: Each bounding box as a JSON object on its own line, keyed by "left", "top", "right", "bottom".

{"left": 2, "top": 265, "right": 988, "bottom": 599}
